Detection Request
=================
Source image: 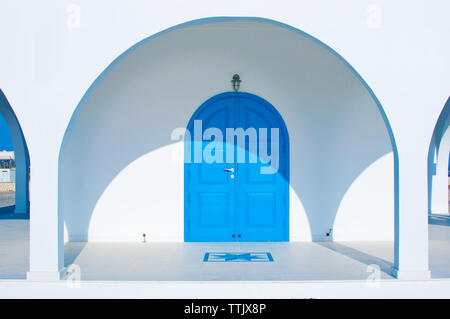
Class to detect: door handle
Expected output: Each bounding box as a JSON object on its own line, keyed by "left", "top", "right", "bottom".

{"left": 223, "top": 168, "right": 234, "bottom": 172}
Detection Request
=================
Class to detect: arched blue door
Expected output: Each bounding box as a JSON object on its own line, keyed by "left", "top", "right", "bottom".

{"left": 185, "top": 92, "right": 289, "bottom": 242}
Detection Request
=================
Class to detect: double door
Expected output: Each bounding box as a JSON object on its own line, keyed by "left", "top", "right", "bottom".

{"left": 185, "top": 92, "right": 288, "bottom": 242}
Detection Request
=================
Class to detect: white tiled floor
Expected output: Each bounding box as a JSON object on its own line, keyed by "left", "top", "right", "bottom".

{"left": 63, "top": 241, "right": 396, "bottom": 281}
{"left": 1, "top": 214, "right": 450, "bottom": 281}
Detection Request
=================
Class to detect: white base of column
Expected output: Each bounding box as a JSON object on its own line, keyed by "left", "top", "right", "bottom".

{"left": 26, "top": 269, "right": 66, "bottom": 281}
{"left": 391, "top": 267, "right": 431, "bottom": 280}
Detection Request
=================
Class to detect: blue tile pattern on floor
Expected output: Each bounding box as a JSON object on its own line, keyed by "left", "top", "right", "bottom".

{"left": 204, "top": 252, "right": 273, "bottom": 262}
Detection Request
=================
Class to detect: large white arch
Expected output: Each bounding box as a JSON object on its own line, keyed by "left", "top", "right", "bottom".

{"left": 58, "top": 18, "right": 396, "bottom": 247}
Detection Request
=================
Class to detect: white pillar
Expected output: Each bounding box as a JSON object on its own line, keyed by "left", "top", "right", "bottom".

{"left": 392, "top": 147, "right": 431, "bottom": 280}
{"left": 26, "top": 142, "right": 64, "bottom": 281}
{"left": 431, "top": 126, "right": 450, "bottom": 215}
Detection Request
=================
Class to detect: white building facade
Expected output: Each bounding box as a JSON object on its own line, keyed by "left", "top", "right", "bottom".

{"left": 0, "top": 1, "right": 449, "bottom": 282}
{"left": 0, "top": 151, "right": 15, "bottom": 183}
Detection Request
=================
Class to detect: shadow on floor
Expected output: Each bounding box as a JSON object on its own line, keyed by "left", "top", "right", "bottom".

{"left": 0, "top": 211, "right": 29, "bottom": 220}
{"left": 64, "top": 242, "right": 87, "bottom": 266}
{"left": 0, "top": 205, "right": 15, "bottom": 216}
{"left": 429, "top": 214, "right": 450, "bottom": 226}
{"left": 317, "top": 242, "right": 394, "bottom": 277}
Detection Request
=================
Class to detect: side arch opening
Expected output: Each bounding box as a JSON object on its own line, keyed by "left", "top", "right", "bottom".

{"left": 0, "top": 89, "right": 30, "bottom": 216}
{"left": 428, "top": 97, "right": 450, "bottom": 215}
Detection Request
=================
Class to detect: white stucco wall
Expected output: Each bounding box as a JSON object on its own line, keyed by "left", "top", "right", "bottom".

{"left": 60, "top": 20, "right": 394, "bottom": 242}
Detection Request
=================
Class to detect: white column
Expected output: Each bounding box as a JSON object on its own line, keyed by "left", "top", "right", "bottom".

{"left": 392, "top": 147, "right": 431, "bottom": 280}
{"left": 431, "top": 126, "right": 450, "bottom": 215}
{"left": 26, "top": 141, "right": 64, "bottom": 281}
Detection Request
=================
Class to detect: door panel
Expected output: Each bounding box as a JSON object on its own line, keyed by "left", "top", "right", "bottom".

{"left": 245, "top": 192, "right": 277, "bottom": 227}
{"left": 198, "top": 192, "right": 230, "bottom": 227}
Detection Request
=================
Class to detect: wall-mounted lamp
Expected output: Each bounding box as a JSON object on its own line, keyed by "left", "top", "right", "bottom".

{"left": 231, "top": 74, "right": 241, "bottom": 92}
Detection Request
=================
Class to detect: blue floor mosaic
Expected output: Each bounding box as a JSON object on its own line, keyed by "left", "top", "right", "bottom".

{"left": 204, "top": 252, "right": 273, "bottom": 262}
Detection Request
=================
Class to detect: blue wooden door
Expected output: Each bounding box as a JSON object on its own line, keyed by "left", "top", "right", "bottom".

{"left": 185, "top": 92, "right": 289, "bottom": 242}
{"left": 235, "top": 94, "right": 288, "bottom": 241}
{"left": 185, "top": 95, "right": 237, "bottom": 241}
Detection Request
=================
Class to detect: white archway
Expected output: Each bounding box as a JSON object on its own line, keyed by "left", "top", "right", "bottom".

{"left": 59, "top": 18, "right": 396, "bottom": 244}
{"left": 429, "top": 98, "right": 450, "bottom": 215}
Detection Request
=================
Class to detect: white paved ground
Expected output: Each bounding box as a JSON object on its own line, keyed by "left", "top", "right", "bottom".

{"left": 1, "top": 214, "right": 449, "bottom": 281}
{"left": 0, "top": 214, "right": 28, "bottom": 279}
{"left": 63, "top": 241, "right": 396, "bottom": 281}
